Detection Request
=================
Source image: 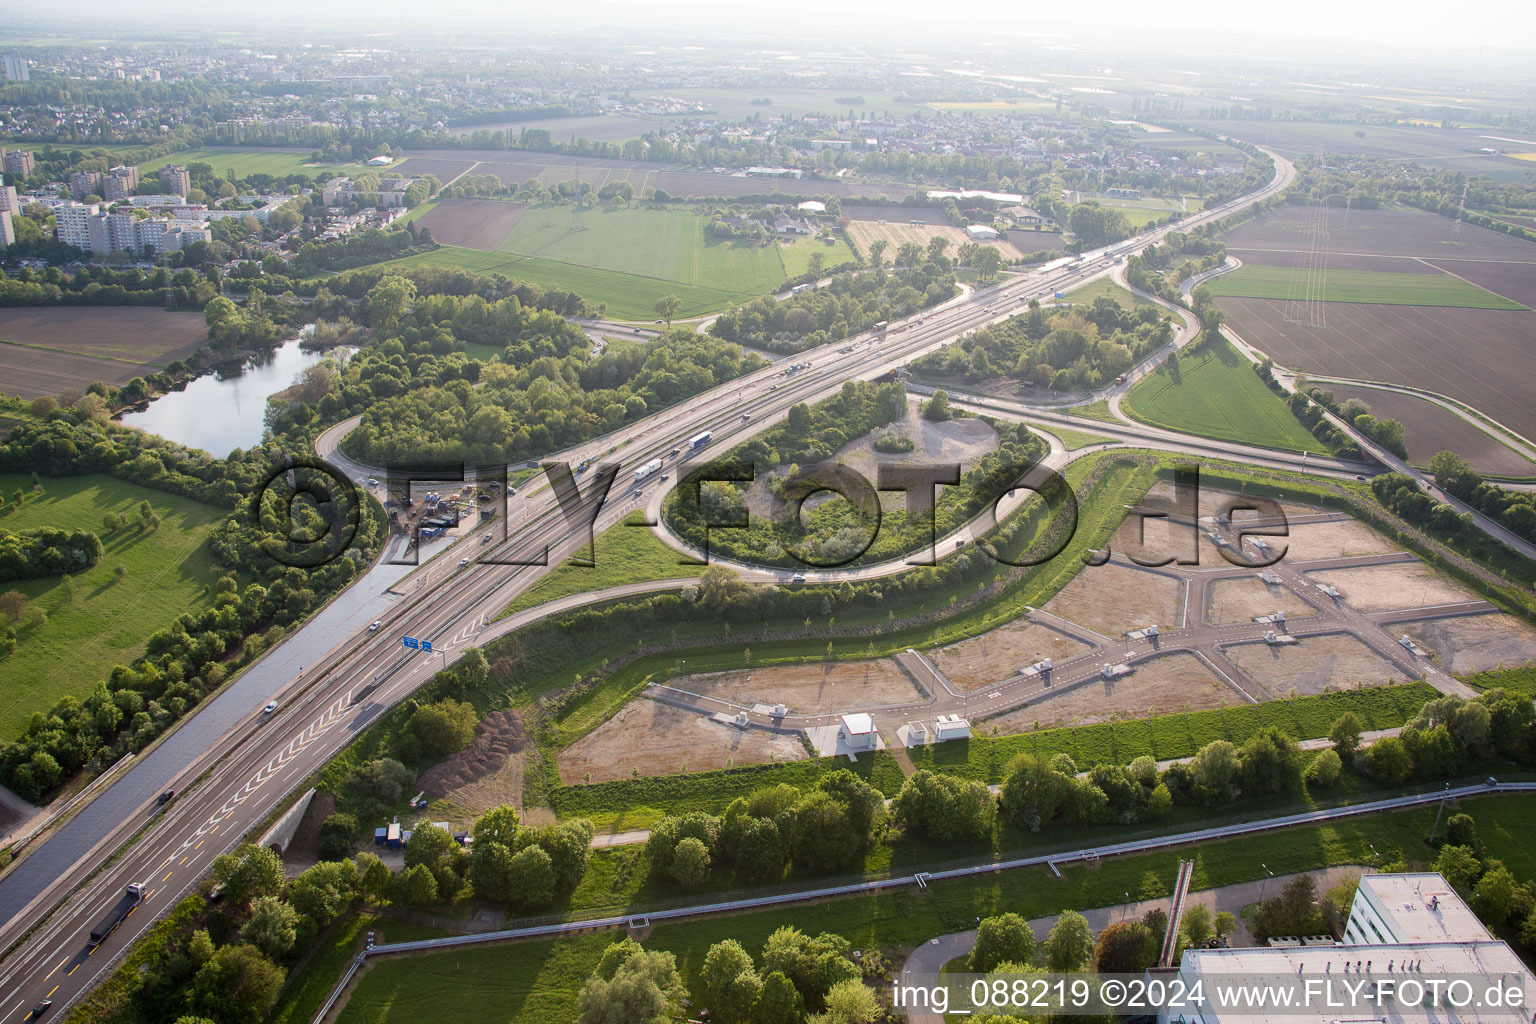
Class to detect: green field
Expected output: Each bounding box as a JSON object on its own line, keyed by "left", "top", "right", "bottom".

{"left": 1062, "top": 277, "right": 1155, "bottom": 307}
{"left": 1064, "top": 399, "right": 1121, "bottom": 424}
{"left": 0, "top": 474, "right": 231, "bottom": 738}
{"left": 330, "top": 794, "right": 1536, "bottom": 1024}
{"left": 497, "top": 206, "right": 786, "bottom": 294}
{"left": 779, "top": 234, "right": 858, "bottom": 277}
{"left": 1205, "top": 265, "right": 1528, "bottom": 309}
{"left": 499, "top": 512, "right": 700, "bottom": 617}
{"left": 135, "top": 147, "right": 388, "bottom": 180}
{"left": 382, "top": 246, "right": 744, "bottom": 320}
{"left": 1122, "top": 335, "right": 1326, "bottom": 452}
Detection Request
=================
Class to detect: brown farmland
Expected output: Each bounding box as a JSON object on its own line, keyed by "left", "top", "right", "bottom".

{"left": 1215, "top": 297, "right": 1536, "bottom": 440}
{"left": 413, "top": 199, "right": 528, "bottom": 250}
{"left": 1327, "top": 384, "right": 1536, "bottom": 477}
{"left": 393, "top": 157, "right": 478, "bottom": 184}
{"left": 0, "top": 307, "right": 208, "bottom": 400}
{"left": 1220, "top": 207, "right": 1536, "bottom": 261}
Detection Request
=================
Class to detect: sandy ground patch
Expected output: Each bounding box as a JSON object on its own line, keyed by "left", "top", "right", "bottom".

{"left": 417, "top": 710, "right": 527, "bottom": 815}
{"left": 930, "top": 618, "right": 1092, "bottom": 692}
{"left": 1400, "top": 613, "right": 1536, "bottom": 675}
{"left": 1141, "top": 481, "right": 1322, "bottom": 520}
{"left": 1206, "top": 577, "right": 1317, "bottom": 625}
{"left": 1308, "top": 562, "right": 1476, "bottom": 613}
{"left": 984, "top": 652, "right": 1243, "bottom": 732}
{"left": 1043, "top": 562, "right": 1184, "bottom": 637}
{"left": 1226, "top": 633, "right": 1405, "bottom": 696}
{"left": 1284, "top": 520, "right": 1400, "bottom": 562}
{"left": 678, "top": 659, "right": 923, "bottom": 715}
{"left": 559, "top": 698, "right": 807, "bottom": 783}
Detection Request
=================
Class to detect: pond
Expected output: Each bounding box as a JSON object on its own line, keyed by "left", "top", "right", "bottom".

{"left": 119, "top": 337, "right": 344, "bottom": 457}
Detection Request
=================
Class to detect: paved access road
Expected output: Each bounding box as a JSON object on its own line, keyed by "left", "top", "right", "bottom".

{"left": 0, "top": 145, "right": 1299, "bottom": 1021}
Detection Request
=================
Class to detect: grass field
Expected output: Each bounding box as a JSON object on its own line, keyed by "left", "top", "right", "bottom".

{"left": 329, "top": 794, "right": 1536, "bottom": 1024}
{"left": 1065, "top": 399, "right": 1121, "bottom": 423}
{"left": 0, "top": 474, "right": 231, "bottom": 739}
{"left": 497, "top": 206, "right": 785, "bottom": 295}
{"left": 1062, "top": 277, "right": 1155, "bottom": 307}
{"left": 779, "top": 234, "right": 858, "bottom": 277}
{"left": 1042, "top": 425, "right": 1122, "bottom": 450}
{"left": 1205, "top": 265, "right": 1528, "bottom": 310}
{"left": 381, "top": 246, "right": 744, "bottom": 320}
{"left": 1122, "top": 335, "right": 1325, "bottom": 453}
{"left": 499, "top": 512, "right": 699, "bottom": 617}
{"left": 136, "top": 147, "right": 388, "bottom": 180}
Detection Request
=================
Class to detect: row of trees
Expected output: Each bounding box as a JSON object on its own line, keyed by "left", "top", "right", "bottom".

{"left": 1428, "top": 451, "right": 1536, "bottom": 545}
{"left": 645, "top": 769, "right": 885, "bottom": 887}
{"left": 911, "top": 294, "right": 1173, "bottom": 392}
{"left": 0, "top": 524, "right": 103, "bottom": 581}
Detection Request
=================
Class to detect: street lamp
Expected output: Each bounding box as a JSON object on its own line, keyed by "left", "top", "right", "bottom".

{"left": 1259, "top": 863, "right": 1276, "bottom": 902}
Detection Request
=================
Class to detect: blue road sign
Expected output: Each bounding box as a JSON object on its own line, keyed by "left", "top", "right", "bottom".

{"left": 421, "top": 640, "right": 434, "bottom": 653}
{"left": 402, "top": 637, "right": 419, "bottom": 649}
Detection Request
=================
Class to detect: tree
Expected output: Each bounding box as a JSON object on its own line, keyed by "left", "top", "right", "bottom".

{"left": 669, "top": 836, "right": 713, "bottom": 888}
{"left": 402, "top": 699, "right": 477, "bottom": 759}
{"left": 1432, "top": 845, "right": 1482, "bottom": 892}
{"left": 404, "top": 822, "right": 456, "bottom": 871}
{"left": 891, "top": 770, "right": 995, "bottom": 841}
{"left": 820, "top": 979, "right": 880, "bottom": 1024}
{"left": 576, "top": 948, "right": 686, "bottom": 1024}
{"left": 191, "top": 944, "right": 286, "bottom": 1024}
{"left": 971, "top": 913, "right": 1036, "bottom": 972}
{"left": 753, "top": 971, "right": 804, "bottom": 1024}
{"left": 806, "top": 251, "right": 825, "bottom": 278}
{"left": 1094, "top": 921, "right": 1156, "bottom": 973}
{"left": 1304, "top": 749, "right": 1342, "bottom": 788}
{"left": 506, "top": 844, "right": 556, "bottom": 908}
{"left": 288, "top": 861, "right": 358, "bottom": 930}
{"left": 865, "top": 238, "right": 888, "bottom": 268}
{"left": 0, "top": 591, "right": 29, "bottom": 623}
{"left": 1473, "top": 866, "right": 1528, "bottom": 924}
{"left": 392, "top": 863, "right": 438, "bottom": 905}
{"left": 1181, "top": 904, "right": 1214, "bottom": 947}
{"left": 922, "top": 389, "right": 952, "bottom": 422}
{"left": 1189, "top": 740, "right": 1239, "bottom": 804}
{"left": 242, "top": 896, "right": 299, "bottom": 959}
{"left": 366, "top": 275, "right": 416, "bottom": 334}
{"left": 211, "top": 845, "right": 285, "bottom": 911}
{"left": 655, "top": 294, "right": 682, "bottom": 326}
{"left": 974, "top": 245, "right": 1003, "bottom": 282}
{"left": 1446, "top": 813, "right": 1481, "bottom": 853}
{"left": 1043, "top": 910, "right": 1095, "bottom": 971}
{"left": 1327, "top": 712, "right": 1363, "bottom": 761}
{"left": 1364, "top": 736, "right": 1411, "bottom": 785}
{"left": 318, "top": 813, "right": 359, "bottom": 861}
{"left": 702, "top": 939, "right": 759, "bottom": 1023}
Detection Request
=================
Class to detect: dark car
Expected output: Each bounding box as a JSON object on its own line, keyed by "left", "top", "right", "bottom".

{"left": 157, "top": 789, "right": 174, "bottom": 806}
{"left": 27, "top": 1001, "right": 52, "bottom": 1020}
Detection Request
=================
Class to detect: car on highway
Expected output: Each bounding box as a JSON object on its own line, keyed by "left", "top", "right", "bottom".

{"left": 262, "top": 701, "right": 278, "bottom": 715}
{"left": 459, "top": 557, "right": 470, "bottom": 568}
{"left": 791, "top": 573, "right": 806, "bottom": 585}
{"left": 368, "top": 621, "right": 381, "bottom": 632}
{"left": 741, "top": 413, "right": 751, "bottom": 421}
{"left": 157, "top": 789, "right": 175, "bottom": 807}
{"left": 366, "top": 477, "right": 379, "bottom": 487}
{"left": 25, "top": 1000, "right": 51, "bottom": 1021}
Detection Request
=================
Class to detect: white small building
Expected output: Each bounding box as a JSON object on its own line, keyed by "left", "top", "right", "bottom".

{"left": 366, "top": 155, "right": 394, "bottom": 167}
{"left": 838, "top": 713, "right": 877, "bottom": 750}
{"left": 796, "top": 200, "right": 826, "bottom": 213}
{"left": 933, "top": 714, "right": 972, "bottom": 741}
{"left": 965, "top": 223, "right": 1001, "bottom": 240}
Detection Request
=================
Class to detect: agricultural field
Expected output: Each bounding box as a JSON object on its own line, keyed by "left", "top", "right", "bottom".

{"left": 0, "top": 473, "right": 231, "bottom": 739}
{"left": 844, "top": 214, "right": 1028, "bottom": 261}
{"left": 1205, "top": 264, "right": 1526, "bottom": 309}
{"left": 0, "top": 307, "right": 208, "bottom": 400}
{"left": 136, "top": 147, "right": 388, "bottom": 179}
{"left": 410, "top": 198, "right": 527, "bottom": 250}
{"left": 448, "top": 113, "right": 668, "bottom": 141}
{"left": 1196, "top": 121, "right": 1536, "bottom": 182}
{"left": 1213, "top": 207, "right": 1536, "bottom": 438}
{"left": 1323, "top": 384, "right": 1536, "bottom": 477}
{"left": 1121, "top": 335, "right": 1325, "bottom": 453}
{"left": 778, "top": 233, "right": 857, "bottom": 277}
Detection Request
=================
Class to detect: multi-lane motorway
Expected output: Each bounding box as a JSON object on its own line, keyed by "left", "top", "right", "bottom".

{"left": 0, "top": 142, "right": 1297, "bottom": 1021}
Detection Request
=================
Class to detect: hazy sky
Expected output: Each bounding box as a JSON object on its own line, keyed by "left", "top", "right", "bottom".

{"left": 4, "top": 0, "right": 1534, "bottom": 53}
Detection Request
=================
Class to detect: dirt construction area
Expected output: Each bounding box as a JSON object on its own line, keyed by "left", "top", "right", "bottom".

{"left": 559, "top": 697, "right": 807, "bottom": 783}
{"left": 1043, "top": 562, "right": 1184, "bottom": 637}
{"left": 1226, "top": 633, "right": 1404, "bottom": 696}
{"left": 412, "top": 199, "right": 528, "bottom": 250}
{"left": 1401, "top": 613, "right": 1536, "bottom": 675}
{"left": 986, "top": 651, "right": 1243, "bottom": 732}
{"left": 1205, "top": 577, "right": 1316, "bottom": 625}
{"left": 416, "top": 710, "right": 528, "bottom": 815}
{"left": 678, "top": 660, "right": 924, "bottom": 715}
{"left": 1283, "top": 519, "right": 1401, "bottom": 561}
{"left": 930, "top": 618, "right": 1090, "bottom": 692}
{"left": 1307, "top": 562, "right": 1476, "bottom": 613}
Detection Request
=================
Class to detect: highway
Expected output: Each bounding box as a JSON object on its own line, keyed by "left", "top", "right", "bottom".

{"left": 0, "top": 144, "right": 1297, "bottom": 1020}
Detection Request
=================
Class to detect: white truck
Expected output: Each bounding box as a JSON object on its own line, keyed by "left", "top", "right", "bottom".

{"left": 634, "top": 458, "right": 663, "bottom": 483}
